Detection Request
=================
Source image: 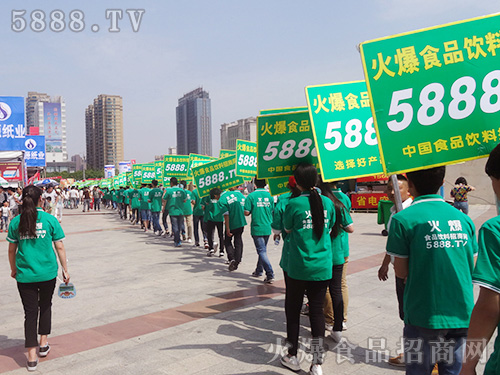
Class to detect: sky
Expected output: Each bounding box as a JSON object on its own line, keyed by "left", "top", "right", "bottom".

{"left": 1, "top": 0, "right": 498, "bottom": 164}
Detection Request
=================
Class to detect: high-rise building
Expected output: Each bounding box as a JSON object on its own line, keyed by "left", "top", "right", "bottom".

{"left": 25, "top": 92, "right": 68, "bottom": 162}
{"left": 176, "top": 87, "right": 212, "bottom": 156}
{"left": 220, "top": 117, "right": 257, "bottom": 150}
{"left": 85, "top": 95, "right": 124, "bottom": 170}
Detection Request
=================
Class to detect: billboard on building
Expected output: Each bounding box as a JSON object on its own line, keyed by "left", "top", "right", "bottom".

{"left": 0, "top": 96, "right": 25, "bottom": 151}
{"left": 104, "top": 165, "right": 115, "bottom": 178}
{"left": 118, "top": 161, "right": 132, "bottom": 174}
{"left": 43, "top": 102, "right": 62, "bottom": 153}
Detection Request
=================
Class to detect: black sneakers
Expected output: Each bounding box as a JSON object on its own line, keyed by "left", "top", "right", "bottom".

{"left": 39, "top": 344, "right": 50, "bottom": 357}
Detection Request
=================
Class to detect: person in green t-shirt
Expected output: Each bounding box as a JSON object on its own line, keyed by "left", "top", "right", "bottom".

{"left": 162, "top": 177, "right": 187, "bottom": 247}
{"left": 318, "top": 178, "right": 354, "bottom": 343}
{"left": 280, "top": 164, "right": 335, "bottom": 375}
{"left": 130, "top": 187, "right": 140, "bottom": 224}
{"left": 201, "top": 188, "right": 225, "bottom": 256}
{"left": 461, "top": 145, "right": 500, "bottom": 375}
{"left": 117, "top": 187, "right": 126, "bottom": 219}
{"left": 148, "top": 180, "right": 164, "bottom": 235}
{"left": 7, "top": 185, "right": 70, "bottom": 372}
{"left": 138, "top": 184, "right": 152, "bottom": 232}
{"left": 244, "top": 178, "right": 274, "bottom": 283}
{"left": 386, "top": 166, "right": 477, "bottom": 374}
{"left": 191, "top": 188, "right": 206, "bottom": 247}
{"left": 219, "top": 187, "right": 247, "bottom": 271}
{"left": 180, "top": 180, "right": 194, "bottom": 243}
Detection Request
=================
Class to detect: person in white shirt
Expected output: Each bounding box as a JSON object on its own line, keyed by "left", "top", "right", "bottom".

{"left": 377, "top": 174, "right": 413, "bottom": 367}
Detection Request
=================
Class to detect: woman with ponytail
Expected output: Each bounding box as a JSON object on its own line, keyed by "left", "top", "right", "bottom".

{"left": 280, "top": 164, "right": 335, "bottom": 375}
{"left": 7, "top": 185, "right": 69, "bottom": 372}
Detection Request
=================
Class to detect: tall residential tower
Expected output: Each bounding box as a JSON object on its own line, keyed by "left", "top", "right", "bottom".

{"left": 176, "top": 87, "right": 212, "bottom": 156}
{"left": 85, "top": 94, "right": 124, "bottom": 170}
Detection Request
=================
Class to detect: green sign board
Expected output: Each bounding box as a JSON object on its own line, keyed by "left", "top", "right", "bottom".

{"left": 187, "top": 153, "right": 216, "bottom": 178}
{"left": 235, "top": 139, "right": 257, "bottom": 177}
{"left": 154, "top": 160, "right": 164, "bottom": 181}
{"left": 141, "top": 163, "right": 155, "bottom": 184}
{"left": 132, "top": 164, "right": 143, "bottom": 188}
{"left": 267, "top": 177, "right": 290, "bottom": 196}
{"left": 219, "top": 149, "right": 236, "bottom": 158}
{"left": 164, "top": 155, "right": 189, "bottom": 177}
{"left": 257, "top": 111, "right": 319, "bottom": 179}
{"left": 192, "top": 156, "right": 245, "bottom": 198}
{"left": 360, "top": 13, "right": 500, "bottom": 174}
{"left": 306, "top": 80, "right": 384, "bottom": 181}
{"left": 259, "top": 106, "right": 308, "bottom": 115}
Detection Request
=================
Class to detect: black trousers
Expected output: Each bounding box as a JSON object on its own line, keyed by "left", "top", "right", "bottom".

{"left": 205, "top": 220, "right": 224, "bottom": 252}
{"left": 225, "top": 227, "right": 244, "bottom": 262}
{"left": 17, "top": 278, "right": 56, "bottom": 348}
{"left": 193, "top": 215, "right": 206, "bottom": 244}
{"left": 396, "top": 276, "right": 405, "bottom": 321}
{"left": 329, "top": 264, "right": 344, "bottom": 331}
{"left": 284, "top": 272, "right": 328, "bottom": 359}
{"left": 162, "top": 209, "right": 169, "bottom": 231}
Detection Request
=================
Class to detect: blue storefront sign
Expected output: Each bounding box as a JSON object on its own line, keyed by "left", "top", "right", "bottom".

{"left": 23, "top": 136, "right": 46, "bottom": 167}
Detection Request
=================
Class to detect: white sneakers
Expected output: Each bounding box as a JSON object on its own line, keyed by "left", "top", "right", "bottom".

{"left": 330, "top": 331, "right": 342, "bottom": 342}
{"left": 309, "top": 364, "right": 323, "bottom": 375}
{"left": 280, "top": 354, "right": 301, "bottom": 371}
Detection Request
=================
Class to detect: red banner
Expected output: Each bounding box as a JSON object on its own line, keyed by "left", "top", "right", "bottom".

{"left": 357, "top": 174, "right": 389, "bottom": 183}
{"left": 351, "top": 192, "right": 389, "bottom": 209}
{"left": 0, "top": 162, "right": 22, "bottom": 181}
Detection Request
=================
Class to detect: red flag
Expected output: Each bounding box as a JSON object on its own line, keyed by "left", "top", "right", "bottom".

{"left": 27, "top": 171, "right": 40, "bottom": 185}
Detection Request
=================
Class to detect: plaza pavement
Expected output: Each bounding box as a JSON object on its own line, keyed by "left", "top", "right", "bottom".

{"left": 0, "top": 204, "right": 496, "bottom": 374}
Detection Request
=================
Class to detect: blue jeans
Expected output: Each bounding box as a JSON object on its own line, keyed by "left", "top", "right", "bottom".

{"left": 151, "top": 211, "right": 161, "bottom": 232}
{"left": 453, "top": 201, "right": 469, "bottom": 215}
{"left": 170, "top": 215, "right": 183, "bottom": 245}
{"left": 252, "top": 235, "right": 273, "bottom": 278}
{"left": 140, "top": 209, "right": 151, "bottom": 221}
{"left": 404, "top": 324, "right": 468, "bottom": 375}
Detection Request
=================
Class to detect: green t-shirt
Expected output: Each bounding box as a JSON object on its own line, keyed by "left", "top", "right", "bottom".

{"left": 330, "top": 200, "right": 353, "bottom": 266}
{"left": 283, "top": 192, "right": 335, "bottom": 281}
{"left": 333, "top": 189, "right": 352, "bottom": 258}
{"left": 123, "top": 189, "right": 131, "bottom": 205}
{"left": 103, "top": 189, "right": 111, "bottom": 200}
{"left": 7, "top": 208, "right": 65, "bottom": 283}
{"left": 138, "top": 187, "right": 152, "bottom": 210}
{"left": 111, "top": 190, "right": 117, "bottom": 202}
{"left": 182, "top": 190, "right": 194, "bottom": 215}
{"left": 244, "top": 188, "right": 274, "bottom": 236}
{"left": 386, "top": 194, "right": 478, "bottom": 329}
{"left": 472, "top": 216, "right": 500, "bottom": 375}
{"left": 201, "top": 195, "right": 224, "bottom": 222}
{"left": 149, "top": 188, "right": 164, "bottom": 213}
{"left": 218, "top": 190, "right": 247, "bottom": 230}
{"left": 162, "top": 186, "right": 186, "bottom": 216}
{"left": 272, "top": 192, "right": 292, "bottom": 272}
{"left": 117, "top": 189, "right": 125, "bottom": 203}
{"left": 130, "top": 189, "right": 140, "bottom": 209}
{"left": 192, "top": 189, "right": 204, "bottom": 216}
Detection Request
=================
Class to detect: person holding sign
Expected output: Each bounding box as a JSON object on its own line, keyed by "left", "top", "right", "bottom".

{"left": 386, "top": 167, "right": 477, "bottom": 375}
{"left": 162, "top": 178, "right": 187, "bottom": 247}
{"left": 7, "top": 185, "right": 70, "bottom": 372}
{"left": 460, "top": 146, "right": 500, "bottom": 375}
{"left": 191, "top": 188, "right": 206, "bottom": 247}
{"left": 201, "top": 188, "right": 225, "bottom": 257}
{"left": 219, "top": 187, "right": 247, "bottom": 271}
{"left": 318, "top": 178, "right": 354, "bottom": 343}
{"left": 138, "top": 184, "right": 152, "bottom": 232}
{"left": 148, "top": 180, "right": 164, "bottom": 236}
{"left": 244, "top": 178, "right": 274, "bottom": 284}
{"left": 280, "top": 164, "right": 335, "bottom": 375}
